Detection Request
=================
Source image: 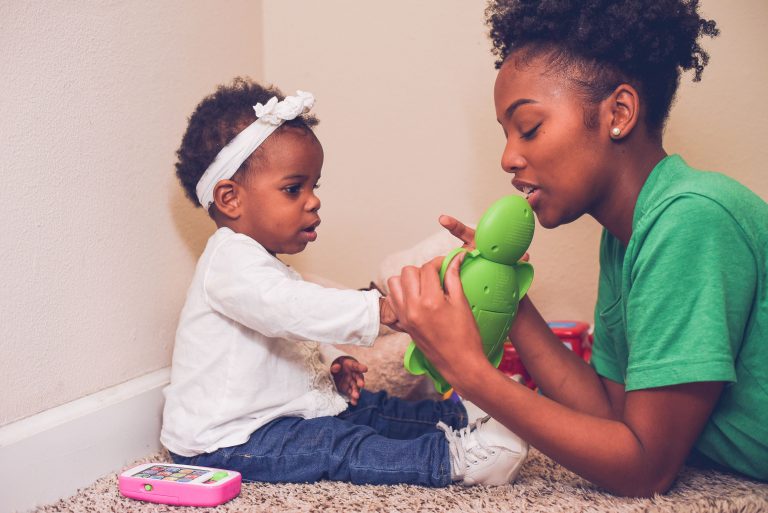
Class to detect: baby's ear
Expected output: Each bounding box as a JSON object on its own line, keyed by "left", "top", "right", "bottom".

{"left": 212, "top": 180, "right": 241, "bottom": 219}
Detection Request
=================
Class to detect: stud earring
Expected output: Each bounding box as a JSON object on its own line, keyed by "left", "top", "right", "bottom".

{"left": 610, "top": 127, "right": 622, "bottom": 138}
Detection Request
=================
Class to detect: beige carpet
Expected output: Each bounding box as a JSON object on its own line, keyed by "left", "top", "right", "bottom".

{"left": 32, "top": 447, "right": 767, "bottom": 513}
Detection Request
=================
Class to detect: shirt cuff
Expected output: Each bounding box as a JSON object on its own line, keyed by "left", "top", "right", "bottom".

{"left": 360, "top": 289, "right": 382, "bottom": 347}
{"left": 318, "top": 344, "right": 348, "bottom": 366}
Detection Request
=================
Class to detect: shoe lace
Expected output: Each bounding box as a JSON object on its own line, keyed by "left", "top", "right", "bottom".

{"left": 437, "top": 415, "right": 495, "bottom": 473}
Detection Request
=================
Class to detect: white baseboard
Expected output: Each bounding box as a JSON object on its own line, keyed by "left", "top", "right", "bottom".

{"left": 0, "top": 368, "right": 170, "bottom": 513}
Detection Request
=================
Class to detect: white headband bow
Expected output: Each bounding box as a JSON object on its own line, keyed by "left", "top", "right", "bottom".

{"left": 195, "top": 90, "right": 315, "bottom": 210}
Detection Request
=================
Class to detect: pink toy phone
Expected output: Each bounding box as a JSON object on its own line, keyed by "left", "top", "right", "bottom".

{"left": 118, "top": 462, "right": 242, "bottom": 507}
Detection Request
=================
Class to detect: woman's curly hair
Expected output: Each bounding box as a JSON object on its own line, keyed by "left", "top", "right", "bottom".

{"left": 175, "top": 77, "right": 319, "bottom": 208}
{"left": 485, "top": 0, "right": 719, "bottom": 131}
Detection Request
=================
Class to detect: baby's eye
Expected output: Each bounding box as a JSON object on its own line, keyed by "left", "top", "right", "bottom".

{"left": 283, "top": 184, "right": 302, "bottom": 195}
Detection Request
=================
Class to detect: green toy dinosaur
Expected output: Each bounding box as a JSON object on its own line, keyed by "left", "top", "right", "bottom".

{"left": 403, "top": 195, "right": 535, "bottom": 394}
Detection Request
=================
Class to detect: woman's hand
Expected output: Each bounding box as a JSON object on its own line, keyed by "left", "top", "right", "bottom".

{"left": 439, "top": 215, "right": 476, "bottom": 248}
{"left": 386, "top": 253, "right": 492, "bottom": 395}
{"left": 330, "top": 356, "right": 367, "bottom": 405}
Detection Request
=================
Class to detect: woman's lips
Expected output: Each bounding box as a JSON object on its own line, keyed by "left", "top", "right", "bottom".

{"left": 513, "top": 181, "right": 541, "bottom": 210}
{"left": 526, "top": 188, "right": 541, "bottom": 210}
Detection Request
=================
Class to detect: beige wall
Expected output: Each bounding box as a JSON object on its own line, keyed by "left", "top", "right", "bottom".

{"left": 2, "top": 1, "right": 766, "bottom": 428}
{"left": 268, "top": 0, "right": 767, "bottom": 322}
{"left": 0, "top": 1, "right": 261, "bottom": 426}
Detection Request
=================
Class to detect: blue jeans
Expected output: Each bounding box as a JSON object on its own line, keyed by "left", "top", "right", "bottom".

{"left": 170, "top": 389, "right": 468, "bottom": 487}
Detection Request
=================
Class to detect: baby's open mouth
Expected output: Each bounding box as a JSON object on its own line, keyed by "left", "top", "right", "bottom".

{"left": 300, "top": 222, "right": 319, "bottom": 242}
{"left": 303, "top": 220, "right": 320, "bottom": 233}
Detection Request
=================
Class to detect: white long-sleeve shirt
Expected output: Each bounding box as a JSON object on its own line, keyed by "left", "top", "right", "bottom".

{"left": 161, "top": 227, "right": 381, "bottom": 457}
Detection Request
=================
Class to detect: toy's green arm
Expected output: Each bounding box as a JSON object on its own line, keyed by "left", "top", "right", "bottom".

{"left": 514, "top": 261, "right": 534, "bottom": 299}
{"left": 438, "top": 247, "right": 474, "bottom": 284}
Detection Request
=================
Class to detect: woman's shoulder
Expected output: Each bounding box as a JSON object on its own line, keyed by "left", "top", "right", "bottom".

{"left": 637, "top": 155, "right": 768, "bottom": 241}
{"left": 665, "top": 156, "right": 762, "bottom": 206}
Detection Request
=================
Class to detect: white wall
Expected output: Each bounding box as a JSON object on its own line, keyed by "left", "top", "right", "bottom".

{"left": 266, "top": 0, "right": 767, "bottom": 323}
{"left": 665, "top": 0, "right": 768, "bottom": 195}
{"left": 0, "top": 1, "right": 261, "bottom": 426}
{"left": 265, "top": 0, "right": 529, "bottom": 289}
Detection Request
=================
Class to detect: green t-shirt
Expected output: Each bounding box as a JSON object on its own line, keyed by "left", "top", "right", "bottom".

{"left": 591, "top": 154, "right": 767, "bottom": 480}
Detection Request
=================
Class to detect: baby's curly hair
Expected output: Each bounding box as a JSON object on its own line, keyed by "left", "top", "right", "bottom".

{"left": 175, "top": 77, "right": 319, "bottom": 209}
{"left": 485, "top": 0, "right": 719, "bottom": 131}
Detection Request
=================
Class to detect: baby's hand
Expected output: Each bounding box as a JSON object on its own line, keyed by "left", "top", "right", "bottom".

{"left": 330, "top": 356, "right": 368, "bottom": 406}
{"left": 379, "top": 296, "right": 403, "bottom": 331}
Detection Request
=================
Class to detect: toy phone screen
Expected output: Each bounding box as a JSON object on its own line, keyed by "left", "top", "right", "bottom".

{"left": 131, "top": 464, "right": 210, "bottom": 483}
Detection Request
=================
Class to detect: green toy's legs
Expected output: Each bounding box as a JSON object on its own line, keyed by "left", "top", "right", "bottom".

{"left": 404, "top": 342, "right": 452, "bottom": 394}
{"left": 403, "top": 344, "right": 427, "bottom": 375}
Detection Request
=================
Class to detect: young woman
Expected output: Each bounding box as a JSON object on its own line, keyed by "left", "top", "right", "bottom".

{"left": 386, "top": 0, "right": 767, "bottom": 497}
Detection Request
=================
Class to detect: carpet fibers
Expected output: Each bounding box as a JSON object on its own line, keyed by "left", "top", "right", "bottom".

{"left": 31, "top": 448, "right": 767, "bottom": 513}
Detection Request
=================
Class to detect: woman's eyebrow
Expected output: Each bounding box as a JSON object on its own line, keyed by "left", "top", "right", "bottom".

{"left": 501, "top": 98, "right": 538, "bottom": 122}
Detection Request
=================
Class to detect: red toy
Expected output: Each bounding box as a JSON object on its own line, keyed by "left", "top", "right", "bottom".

{"left": 548, "top": 320, "right": 593, "bottom": 363}
{"left": 498, "top": 321, "right": 592, "bottom": 389}
{"left": 498, "top": 343, "right": 534, "bottom": 389}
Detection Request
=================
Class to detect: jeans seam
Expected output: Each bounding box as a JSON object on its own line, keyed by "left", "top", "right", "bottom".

{"left": 342, "top": 404, "right": 464, "bottom": 425}
{"left": 337, "top": 404, "right": 378, "bottom": 419}
{"left": 377, "top": 412, "right": 454, "bottom": 427}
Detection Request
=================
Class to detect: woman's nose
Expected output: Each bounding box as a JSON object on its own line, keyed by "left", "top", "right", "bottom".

{"left": 501, "top": 139, "right": 526, "bottom": 174}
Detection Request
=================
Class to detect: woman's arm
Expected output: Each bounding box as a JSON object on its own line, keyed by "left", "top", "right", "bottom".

{"left": 508, "top": 296, "right": 621, "bottom": 419}
{"left": 467, "top": 363, "right": 722, "bottom": 496}
{"left": 387, "top": 256, "right": 723, "bottom": 497}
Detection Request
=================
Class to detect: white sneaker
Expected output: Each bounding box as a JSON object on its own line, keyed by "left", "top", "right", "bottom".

{"left": 437, "top": 416, "right": 528, "bottom": 486}
{"left": 461, "top": 399, "right": 488, "bottom": 422}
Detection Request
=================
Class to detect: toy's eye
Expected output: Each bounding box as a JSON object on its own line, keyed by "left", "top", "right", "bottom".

{"left": 491, "top": 245, "right": 499, "bottom": 252}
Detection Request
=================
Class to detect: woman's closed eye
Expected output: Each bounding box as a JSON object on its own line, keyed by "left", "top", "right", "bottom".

{"left": 520, "top": 122, "right": 542, "bottom": 140}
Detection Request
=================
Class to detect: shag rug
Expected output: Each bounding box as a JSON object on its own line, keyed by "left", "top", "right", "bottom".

{"left": 31, "top": 447, "right": 768, "bottom": 513}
